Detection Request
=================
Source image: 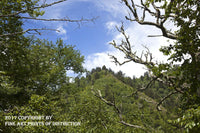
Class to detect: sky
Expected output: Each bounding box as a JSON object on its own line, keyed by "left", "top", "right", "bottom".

{"left": 25, "top": 0, "right": 174, "bottom": 78}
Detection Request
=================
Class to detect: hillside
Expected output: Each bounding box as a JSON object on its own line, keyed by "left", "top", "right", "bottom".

{"left": 1, "top": 66, "right": 182, "bottom": 133}
{"left": 71, "top": 67, "right": 181, "bottom": 132}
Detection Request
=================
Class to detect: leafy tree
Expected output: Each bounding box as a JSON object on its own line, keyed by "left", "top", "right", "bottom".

{"left": 0, "top": 37, "right": 84, "bottom": 109}
{"left": 101, "top": 0, "right": 199, "bottom": 131}
{"left": 0, "top": 0, "right": 88, "bottom": 132}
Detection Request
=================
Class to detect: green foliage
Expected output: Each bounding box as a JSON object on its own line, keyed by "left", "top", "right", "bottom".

{"left": 0, "top": 37, "right": 84, "bottom": 109}
{"left": 77, "top": 68, "right": 179, "bottom": 132}
{"left": 0, "top": 0, "right": 85, "bottom": 132}
{"left": 1, "top": 0, "right": 199, "bottom": 132}
{"left": 128, "top": 0, "right": 200, "bottom": 131}
{"left": 169, "top": 107, "right": 200, "bottom": 132}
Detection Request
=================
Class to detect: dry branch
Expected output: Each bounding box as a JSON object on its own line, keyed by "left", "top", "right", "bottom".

{"left": 109, "top": 24, "right": 155, "bottom": 67}
{"left": 122, "top": 0, "right": 177, "bottom": 39}
{"left": 108, "top": 1, "right": 185, "bottom": 110}
{"left": 0, "top": 28, "right": 59, "bottom": 37}
{"left": 91, "top": 87, "right": 144, "bottom": 129}
{"left": 156, "top": 91, "right": 178, "bottom": 111}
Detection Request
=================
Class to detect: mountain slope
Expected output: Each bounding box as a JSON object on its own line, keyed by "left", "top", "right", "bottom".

{"left": 75, "top": 70, "right": 178, "bottom": 132}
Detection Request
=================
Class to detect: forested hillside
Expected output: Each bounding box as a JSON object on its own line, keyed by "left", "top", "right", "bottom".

{"left": 1, "top": 0, "right": 199, "bottom": 133}
{"left": 1, "top": 65, "right": 182, "bottom": 132}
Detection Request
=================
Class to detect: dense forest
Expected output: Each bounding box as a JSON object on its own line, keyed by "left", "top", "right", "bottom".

{"left": 1, "top": 65, "right": 182, "bottom": 132}
{"left": 0, "top": 0, "right": 199, "bottom": 133}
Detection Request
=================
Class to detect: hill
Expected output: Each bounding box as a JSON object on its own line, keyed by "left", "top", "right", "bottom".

{"left": 71, "top": 67, "right": 181, "bottom": 132}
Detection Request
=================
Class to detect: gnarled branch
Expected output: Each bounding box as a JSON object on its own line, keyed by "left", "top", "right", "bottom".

{"left": 109, "top": 24, "right": 154, "bottom": 68}
{"left": 122, "top": 0, "right": 177, "bottom": 39}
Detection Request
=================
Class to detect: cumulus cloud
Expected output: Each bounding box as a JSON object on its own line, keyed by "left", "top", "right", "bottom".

{"left": 84, "top": 49, "right": 146, "bottom": 78}
{"left": 84, "top": 22, "right": 172, "bottom": 78}
{"left": 40, "top": 0, "right": 175, "bottom": 78}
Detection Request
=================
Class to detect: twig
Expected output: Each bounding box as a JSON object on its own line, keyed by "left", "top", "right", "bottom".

{"left": 18, "top": 16, "right": 98, "bottom": 23}
{"left": 0, "top": 28, "right": 59, "bottom": 37}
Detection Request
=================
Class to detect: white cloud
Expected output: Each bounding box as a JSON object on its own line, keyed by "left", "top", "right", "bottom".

{"left": 84, "top": 50, "right": 146, "bottom": 78}
{"left": 39, "top": 0, "right": 176, "bottom": 78}
{"left": 106, "top": 21, "right": 119, "bottom": 31}
{"left": 56, "top": 25, "right": 68, "bottom": 40}
{"left": 56, "top": 25, "right": 67, "bottom": 35}
{"left": 91, "top": 0, "right": 127, "bottom": 17}
{"left": 84, "top": 22, "right": 173, "bottom": 78}
{"left": 41, "top": 0, "right": 126, "bottom": 18}
{"left": 105, "top": 21, "right": 120, "bottom": 35}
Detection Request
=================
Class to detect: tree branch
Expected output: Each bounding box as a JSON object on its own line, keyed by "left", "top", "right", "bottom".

{"left": 156, "top": 91, "right": 178, "bottom": 111}
{"left": 0, "top": 0, "right": 67, "bottom": 18}
{"left": 109, "top": 24, "right": 155, "bottom": 67}
{"left": 127, "top": 75, "right": 159, "bottom": 97}
{"left": 122, "top": 0, "right": 177, "bottom": 39}
{"left": 19, "top": 16, "right": 97, "bottom": 22}
{"left": 0, "top": 1, "right": 98, "bottom": 37}
{"left": 0, "top": 28, "right": 59, "bottom": 37}
{"left": 91, "top": 87, "right": 144, "bottom": 129}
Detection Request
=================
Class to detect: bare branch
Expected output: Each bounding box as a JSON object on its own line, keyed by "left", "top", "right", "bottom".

{"left": 152, "top": 2, "right": 160, "bottom": 24}
{"left": 119, "top": 120, "right": 143, "bottom": 128}
{"left": 122, "top": 0, "right": 177, "bottom": 39}
{"left": 0, "top": 0, "right": 98, "bottom": 37}
{"left": 156, "top": 91, "right": 178, "bottom": 111}
{"left": 0, "top": 28, "right": 59, "bottom": 37}
{"left": 155, "top": 75, "right": 184, "bottom": 94}
{"left": 91, "top": 87, "right": 144, "bottom": 129}
{"left": 148, "top": 35, "right": 164, "bottom": 37}
{"left": 18, "top": 16, "right": 98, "bottom": 23}
{"left": 109, "top": 55, "right": 132, "bottom": 66}
{"left": 126, "top": 75, "right": 159, "bottom": 97}
{"left": 109, "top": 24, "right": 155, "bottom": 67}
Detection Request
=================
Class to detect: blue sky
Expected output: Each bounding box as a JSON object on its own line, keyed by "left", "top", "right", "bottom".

{"left": 25, "top": 0, "right": 173, "bottom": 77}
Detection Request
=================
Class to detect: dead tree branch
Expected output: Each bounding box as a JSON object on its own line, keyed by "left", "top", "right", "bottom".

{"left": 127, "top": 75, "right": 159, "bottom": 97}
{"left": 18, "top": 16, "right": 98, "bottom": 23}
{"left": 109, "top": 22, "right": 184, "bottom": 109}
{"left": 0, "top": 28, "right": 59, "bottom": 37}
{"left": 122, "top": 0, "right": 177, "bottom": 39}
{"left": 91, "top": 87, "right": 144, "bottom": 129}
{"left": 156, "top": 91, "right": 179, "bottom": 111}
{"left": 109, "top": 24, "right": 154, "bottom": 68}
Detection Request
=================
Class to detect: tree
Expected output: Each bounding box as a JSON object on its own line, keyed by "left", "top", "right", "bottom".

{"left": 95, "top": 0, "right": 199, "bottom": 131}
{"left": 0, "top": 1, "right": 88, "bottom": 132}
{"left": 0, "top": 0, "right": 94, "bottom": 109}
{"left": 0, "top": 37, "right": 84, "bottom": 110}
